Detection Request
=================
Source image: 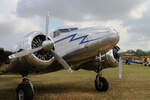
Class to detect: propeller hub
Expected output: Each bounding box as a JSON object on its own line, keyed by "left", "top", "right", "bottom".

{"left": 42, "top": 40, "right": 54, "bottom": 50}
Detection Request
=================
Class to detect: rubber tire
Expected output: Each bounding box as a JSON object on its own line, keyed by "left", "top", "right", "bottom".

{"left": 16, "top": 83, "right": 34, "bottom": 100}
{"left": 95, "top": 77, "right": 109, "bottom": 92}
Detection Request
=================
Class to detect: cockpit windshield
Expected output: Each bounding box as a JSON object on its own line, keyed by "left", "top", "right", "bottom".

{"left": 53, "top": 27, "right": 78, "bottom": 38}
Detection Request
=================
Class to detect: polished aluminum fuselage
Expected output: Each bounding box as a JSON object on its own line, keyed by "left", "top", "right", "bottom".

{"left": 53, "top": 27, "right": 119, "bottom": 63}
{"left": 0, "top": 26, "right": 119, "bottom": 74}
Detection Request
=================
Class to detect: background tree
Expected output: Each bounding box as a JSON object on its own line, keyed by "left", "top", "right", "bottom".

{"left": 127, "top": 49, "right": 150, "bottom": 56}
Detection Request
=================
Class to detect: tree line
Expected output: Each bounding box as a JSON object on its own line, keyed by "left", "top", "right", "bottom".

{"left": 127, "top": 49, "right": 150, "bottom": 57}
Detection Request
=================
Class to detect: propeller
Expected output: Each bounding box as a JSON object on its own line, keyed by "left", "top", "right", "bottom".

{"left": 113, "top": 46, "right": 126, "bottom": 79}
{"left": 9, "top": 13, "right": 73, "bottom": 72}
{"left": 118, "top": 56, "right": 122, "bottom": 79}
{"left": 50, "top": 50, "right": 72, "bottom": 72}
{"left": 9, "top": 46, "right": 43, "bottom": 59}
{"left": 45, "top": 12, "right": 49, "bottom": 40}
{"left": 9, "top": 38, "right": 54, "bottom": 59}
{"left": 118, "top": 50, "right": 127, "bottom": 79}
{"left": 44, "top": 13, "right": 73, "bottom": 72}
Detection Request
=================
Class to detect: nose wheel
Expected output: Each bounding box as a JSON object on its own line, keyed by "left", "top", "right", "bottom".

{"left": 16, "top": 77, "right": 34, "bottom": 100}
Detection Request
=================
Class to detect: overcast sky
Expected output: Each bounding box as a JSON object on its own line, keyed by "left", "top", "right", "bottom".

{"left": 0, "top": 0, "right": 150, "bottom": 51}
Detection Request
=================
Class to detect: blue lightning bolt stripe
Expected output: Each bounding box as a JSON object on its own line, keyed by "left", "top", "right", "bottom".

{"left": 54, "top": 33, "right": 100, "bottom": 44}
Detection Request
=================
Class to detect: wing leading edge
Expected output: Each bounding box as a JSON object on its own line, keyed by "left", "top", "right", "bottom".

{"left": 0, "top": 48, "right": 13, "bottom": 66}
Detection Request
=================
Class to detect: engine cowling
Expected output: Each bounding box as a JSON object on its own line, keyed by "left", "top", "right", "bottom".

{"left": 101, "top": 46, "right": 120, "bottom": 68}
{"left": 31, "top": 34, "right": 54, "bottom": 61}
{"left": 20, "top": 31, "right": 55, "bottom": 68}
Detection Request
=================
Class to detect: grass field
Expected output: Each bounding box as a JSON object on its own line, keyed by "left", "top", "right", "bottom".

{"left": 0, "top": 64, "right": 150, "bottom": 100}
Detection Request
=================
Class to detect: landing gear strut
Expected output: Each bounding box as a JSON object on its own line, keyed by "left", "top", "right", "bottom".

{"left": 94, "top": 66, "right": 109, "bottom": 91}
{"left": 16, "top": 77, "right": 34, "bottom": 100}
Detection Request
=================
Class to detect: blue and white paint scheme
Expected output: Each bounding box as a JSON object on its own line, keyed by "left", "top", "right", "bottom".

{"left": 52, "top": 26, "right": 119, "bottom": 61}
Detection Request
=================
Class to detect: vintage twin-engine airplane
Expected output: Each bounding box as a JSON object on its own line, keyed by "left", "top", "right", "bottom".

{"left": 0, "top": 15, "right": 124, "bottom": 100}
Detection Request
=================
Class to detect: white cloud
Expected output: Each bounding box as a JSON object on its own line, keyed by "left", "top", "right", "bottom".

{"left": 0, "top": 0, "right": 150, "bottom": 51}
{"left": 0, "top": 13, "right": 42, "bottom": 49}
{"left": 0, "top": 0, "right": 18, "bottom": 14}
{"left": 16, "top": 0, "right": 146, "bottom": 21}
{"left": 129, "top": 2, "right": 148, "bottom": 19}
{"left": 0, "top": 0, "right": 42, "bottom": 49}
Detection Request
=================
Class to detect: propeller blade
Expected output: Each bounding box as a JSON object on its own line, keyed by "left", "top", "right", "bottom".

{"left": 50, "top": 49, "right": 73, "bottom": 72}
{"left": 8, "top": 46, "right": 42, "bottom": 59}
{"left": 113, "top": 46, "right": 125, "bottom": 79}
{"left": 8, "top": 40, "right": 54, "bottom": 59}
{"left": 45, "top": 12, "right": 50, "bottom": 40}
{"left": 44, "top": 13, "right": 72, "bottom": 72}
{"left": 118, "top": 56, "right": 122, "bottom": 79}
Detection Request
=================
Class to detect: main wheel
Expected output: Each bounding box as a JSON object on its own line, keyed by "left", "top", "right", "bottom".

{"left": 16, "top": 83, "right": 34, "bottom": 100}
{"left": 95, "top": 77, "right": 109, "bottom": 92}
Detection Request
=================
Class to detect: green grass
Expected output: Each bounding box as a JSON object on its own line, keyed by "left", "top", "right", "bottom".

{"left": 0, "top": 64, "right": 150, "bottom": 100}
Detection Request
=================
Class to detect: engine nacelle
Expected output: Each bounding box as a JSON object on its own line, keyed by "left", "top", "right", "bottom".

{"left": 101, "top": 50, "right": 118, "bottom": 68}
{"left": 16, "top": 31, "right": 55, "bottom": 68}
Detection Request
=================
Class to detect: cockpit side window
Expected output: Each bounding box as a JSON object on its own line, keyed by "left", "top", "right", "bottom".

{"left": 53, "top": 31, "right": 60, "bottom": 38}
{"left": 53, "top": 29, "right": 69, "bottom": 38}
{"left": 53, "top": 27, "right": 78, "bottom": 38}
{"left": 70, "top": 28, "right": 78, "bottom": 31}
{"left": 59, "top": 29, "right": 69, "bottom": 33}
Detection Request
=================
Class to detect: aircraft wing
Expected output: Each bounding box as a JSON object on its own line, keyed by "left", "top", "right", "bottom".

{"left": 0, "top": 48, "right": 13, "bottom": 66}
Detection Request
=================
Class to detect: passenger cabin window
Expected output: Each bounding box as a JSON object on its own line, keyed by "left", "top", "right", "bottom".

{"left": 53, "top": 27, "right": 78, "bottom": 38}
